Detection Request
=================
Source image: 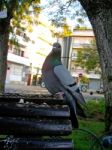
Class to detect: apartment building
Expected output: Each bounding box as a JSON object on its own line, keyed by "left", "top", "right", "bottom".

{"left": 6, "top": 17, "right": 101, "bottom": 91}
{"left": 6, "top": 14, "right": 56, "bottom": 85}
{"left": 70, "top": 29, "right": 94, "bottom": 73}
{"left": 6, "top": 32, "right": 30, "bottom": 84}
{"left": 69, "top": 29, "right": 101, "bottom": 91}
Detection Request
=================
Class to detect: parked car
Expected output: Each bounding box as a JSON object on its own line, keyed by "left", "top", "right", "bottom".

{"left": 40, "top": 81, "right": 45, "bottom": 88}
{"left": 37, "top": 76, "right": 46, "bottom": 88}
{"left": 96, "top": 88, "right": 104, "bottom": 94}
{"left": 80, "top": 84, "right": 88, "bottom": 92}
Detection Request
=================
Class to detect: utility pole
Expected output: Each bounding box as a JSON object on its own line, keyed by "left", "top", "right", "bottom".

{"left": 62, "top": 36, "right": 72, "bottom": 70}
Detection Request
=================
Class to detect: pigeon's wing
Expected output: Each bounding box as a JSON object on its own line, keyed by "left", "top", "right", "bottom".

{"left": 54, "top": 65, "right": 76, "bottom": 86}
{"left": 42, "top": 70, "right": 61, "bottom": 94}
{"left": 54, "top": 65, "right": 85, "bottom": 105}
{"left": 54, "top": 65, "right": 86, "bottom": 118}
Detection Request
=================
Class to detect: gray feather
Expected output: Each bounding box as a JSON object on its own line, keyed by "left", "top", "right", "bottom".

{"left": 54, "top": 65, "right": 75, "bottom": 86}
{"left": 54, "top": 65, "right": 85, "bottom": 105}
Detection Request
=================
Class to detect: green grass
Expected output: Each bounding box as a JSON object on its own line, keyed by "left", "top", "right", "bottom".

{"left": 71, "top": 120, "right": 105, "bottom": 150}
{"left": 70, "top": 99, "right": 106, "bottom": 150}
{"left": 85, "top": 99, "right": 105, "bottom": 121}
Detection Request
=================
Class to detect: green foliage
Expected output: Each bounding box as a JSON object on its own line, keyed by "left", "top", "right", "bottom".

{"left": 72, "top": 120, "right": 105, "bottom": 150}
{"left": 11, "top": 0, "right": 40, "bottom": 31}
{"left": 62, "top": 24, "right": 72, "bottom": 37}
{"left": 69, "top": 99, "right": 105, "bottom": 150}
{"left": 0, "top": 0, "right": 41, "bottom": 52}
{"left": 75, "top": 25, "right": 88, "bottom": 30}
{"left": 41, "top": 0, "right": 87, "bottom": 27}
{"left": 0, "top": 0, "right": 40, "bottom": 33}
{"left": 80, "top": 75, "right": 89, "bottom": 84}
{"left": 53, "top": 23, "right": 73, "bottom": 39}
{"left": 75, "top": 39, "right": 100, "bottom": 72}
{"left": 85, "top": 99, "right": 105, "bottom": 120}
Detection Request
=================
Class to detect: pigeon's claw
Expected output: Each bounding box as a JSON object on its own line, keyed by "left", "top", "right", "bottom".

{"left": 55, "top": 92, "right": 64, "bottom": 99}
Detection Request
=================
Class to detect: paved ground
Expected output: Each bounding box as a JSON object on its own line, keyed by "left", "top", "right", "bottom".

{"left": 5, "top": 84, "right": 50, "bottom": 95}
{"left": 5, "top": 83, "right": 104, "bottom": 100}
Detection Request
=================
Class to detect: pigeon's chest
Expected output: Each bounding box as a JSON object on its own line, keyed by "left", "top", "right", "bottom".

{"left": 44, "top": 59, "right": 61, "bottom": 71}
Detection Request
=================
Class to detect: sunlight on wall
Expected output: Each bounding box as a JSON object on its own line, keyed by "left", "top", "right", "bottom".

{"left": 27, "top": 14, "right": 57, "bottom": 70}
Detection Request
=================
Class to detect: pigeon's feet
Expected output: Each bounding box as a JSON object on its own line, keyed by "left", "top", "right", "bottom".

{"left": 55, "top": 92, "right": 64, "bottom": 99}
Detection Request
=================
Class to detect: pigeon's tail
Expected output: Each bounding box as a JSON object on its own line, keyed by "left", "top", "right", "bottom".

{"left": 66, "top": 88, "right": 86, "bottom": 118}
{"left": 73, "top": 90, "right": 86, "bottom": 105}
{"left": 69, "top": 99, "right": 79, "bottom": 129}
{"left": 63, "top": 95, "right": 79, "bottom": 129}
{"left": 75, "top": 100, "right": 86, "bottom": 118}
{"left": 71, "top": 92, "right": 86, "bottom": 118}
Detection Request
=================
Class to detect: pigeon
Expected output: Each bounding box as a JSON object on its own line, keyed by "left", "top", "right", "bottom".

{"left": 42, "top": 42, "right": 86, "bottom": 128}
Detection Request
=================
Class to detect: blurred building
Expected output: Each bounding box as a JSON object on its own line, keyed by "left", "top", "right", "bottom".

{"left": 6, "top": 14, "right": 56, "bottom": 85}
{"left": 70, "top": 29, "right": 95, "bottom": 75}
{"left": 69, "top": 29, "right": 101, "bottom": 91}
{"left": 6, "top": 18, "right": 102, "bottom": 91}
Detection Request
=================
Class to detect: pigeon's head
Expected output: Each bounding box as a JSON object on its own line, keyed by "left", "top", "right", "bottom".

{"left": 52, "top": 42, "right": 62, "bottom": 56}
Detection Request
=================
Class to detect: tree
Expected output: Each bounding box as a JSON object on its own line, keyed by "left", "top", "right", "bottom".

{"left": 42, "top": 0, "right": 112, "bottom": 131}
{"left": 79, "top": 0, "right": 112, "bottom": 132}
{"left": 53, "top": 23, "right": 72, "bottom": 39}
{"left": 75, "top": 39, "right": 100, "bottom": 73}
{"left": 0, "top": 0, "right": 40, "bottom": 93}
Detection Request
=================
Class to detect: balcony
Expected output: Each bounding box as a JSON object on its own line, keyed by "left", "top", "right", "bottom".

{"left": 7, "top": 53, "right": 30, "bottom": 66}
{"left": 72, "top": 43, "right": 92, "bottom": 49}
{"left": 73, "top": 29, "right": 94, "bottom": 37}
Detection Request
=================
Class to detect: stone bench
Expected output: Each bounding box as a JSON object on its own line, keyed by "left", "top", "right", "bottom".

{"left": 0, "top": 94, "right": 74, "bottom": 150}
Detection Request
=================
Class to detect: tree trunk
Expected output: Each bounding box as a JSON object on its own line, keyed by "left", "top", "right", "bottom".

{"left": 0, "top": 19, "right": 10, "bottom": 93}
{"left": 79, "top": 0, "right": 112, "bottom": 131}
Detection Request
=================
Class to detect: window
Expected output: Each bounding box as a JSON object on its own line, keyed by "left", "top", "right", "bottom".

{"left": 13, "top": 48, "right": 24, "bottom": 57}
{"left": 71, "top": 52, "right": 77, "bottom": 60}
{"left": 21, "top": 51, "right": 24, "bottom": 57}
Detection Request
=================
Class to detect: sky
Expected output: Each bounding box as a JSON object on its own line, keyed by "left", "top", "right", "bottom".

{"left": 40, "top": 0, "right": 92, "bottom": 29}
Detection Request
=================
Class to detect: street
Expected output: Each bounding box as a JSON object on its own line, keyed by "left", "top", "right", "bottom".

{"left": 5, "top": 84, "right": 49, "bottom": 95}
{"left": 82, "top": 91, "right": 104, "bottom": 100}
{"left": 5, "top": 84, "right": 104, "bottom": 100}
